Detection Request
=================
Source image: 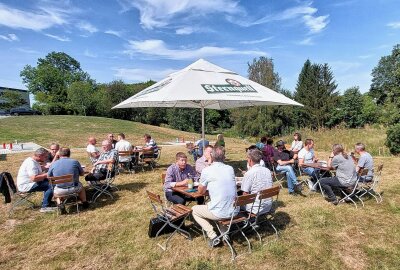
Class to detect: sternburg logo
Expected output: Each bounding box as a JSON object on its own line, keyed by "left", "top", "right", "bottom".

{"left": 201, "top": 78, "right": 257, "bottom": 94}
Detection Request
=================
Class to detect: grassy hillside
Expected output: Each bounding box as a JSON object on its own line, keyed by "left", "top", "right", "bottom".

{"left": 0, "top": 115, "right": 204, "bottom": 148}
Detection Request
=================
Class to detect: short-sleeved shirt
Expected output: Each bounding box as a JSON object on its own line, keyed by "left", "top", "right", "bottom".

{"left": 48, "top": 158, "right": 84, "bottom": 188}
{"left": 291, "top": 140, "right": 303, "bottom": 151}
{"left": 195, "top": 155, "right": 210, "bottom": 175}
{"left": 164, "top": 163, "right": 196, "bottom": 192}
{"left": 332, "top": 154, "right": 357, "bottom": 186}
{"left": 115, "top": 139, "right": 133, "bottom": 162}
{"left": 255, "top": 142, "right": 264, "bottom": 150}
{"left": 298, "top": 148, "right": 315, "bottom": 164}
{"left": 358, "top": 152, "right": 374, "bottom": 178}
{"left": 86, "top": 144, "right": 99, "bottom": 163}
{"left": 95, "top": 149, "right": 118, "bottom": 173}
{"left": 241, "top": 164, "right": 273, "bottom": 214}
{"left": 273, "top": 149, "right": 294, "bottom": 162}
{"left": 145, "top": 139, "right": 159, "bottom": 155}
{"left": 17, "top": 157, "right": 42, "bottom": 192}
{"left": 214, "top": 140, "right": 225, "bottom": 147}
{"left": 200, "top": 162, "right": 239, "bottom": 218}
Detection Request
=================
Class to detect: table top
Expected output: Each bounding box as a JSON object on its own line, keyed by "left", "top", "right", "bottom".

{"left": 301, "top": 162, "right": 332, "bottom": 170}
{"left": 171, "top": 185, "right": 205, "bottom": 198}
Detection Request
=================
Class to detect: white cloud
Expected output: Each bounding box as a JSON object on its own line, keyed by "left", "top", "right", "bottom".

{"left": 387, "top": 21, "right": 400, "bottom": 29}
{"left": 105, "top": 30, "right": 123, "bottom": 38}
{"left": 240, "top": 37, "right": 273, "bottom": 45}
{"left": 0, "top": 3, "right": 69, "bottom": 31}
{"left": 297, "top": 37, "right": 314, "bottom": 45}
{"left": 228, "top": 3, "right": 329, "bottom": 34}
{"left": 358, "top": 54, "right": 373, "bottom": 59}
{"left": 123, "top": 39, "right": 267, "bottom": 60}
{"left": 84, "top": 49, "right": 97, "bottom": 58}
{"left": 114, "top": 67, "right": 178, "bottom": 81}
{"left": 118, "top": 0, "right": 242, "bottom": 29}
{"left": 44, "top": 33, "right": 70, "bottom": 42}
{"left": 175, "top": 26, "right": 214, "bottom": 35}
{"left": 15, "top": 47, "right": 40, "bottom": 54}
{"left": 0, "top": 33, "right": 19, "bottom": 42}
{"left": 330, "top": 61, "right": 361, "bottom": 73}
{"left": 77, "top": 21, "right": 98, "bottom": 33}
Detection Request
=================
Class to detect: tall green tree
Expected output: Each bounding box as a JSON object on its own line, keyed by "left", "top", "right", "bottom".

{"left": 294, "top": 60, "right": 339, "bottom": 128}
{"left": 20, "top": 51, "right": 92, "bottom": 114}
{"left": 67, "top": 81, "right": 96, "bottom": 116}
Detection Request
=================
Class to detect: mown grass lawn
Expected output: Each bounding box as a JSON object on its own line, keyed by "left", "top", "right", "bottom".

{"left": 0, "top": 116, "right": 399, "bottom": 270}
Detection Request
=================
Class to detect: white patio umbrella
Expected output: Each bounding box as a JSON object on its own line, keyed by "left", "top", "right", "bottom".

{"left": 113, "top": 59, "right": 303, "bottom": 140}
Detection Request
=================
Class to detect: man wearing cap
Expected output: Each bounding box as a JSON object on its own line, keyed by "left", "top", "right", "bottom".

{"left": 274, "top": 140, "right": 302, "bottom": 195}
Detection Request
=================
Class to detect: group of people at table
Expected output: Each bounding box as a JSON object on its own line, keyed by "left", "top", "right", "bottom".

{"left": 164, "top": 132, "right": 375, "bottom": 247}
{"left": 15, "top": 133, "right": 158, "bottom": 213}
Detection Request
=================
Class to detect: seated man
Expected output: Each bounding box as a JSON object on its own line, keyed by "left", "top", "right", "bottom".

{"left": 354, "top": 142, "right": 374, "bottom": 182}
{"left": 48, "top": 147, "right": 89, "bottom": 211}
{"left": 192, "top": 138, "right": 210, "bottom": 161}
{"left": 85, "top": 140, "right": 118, "bottom": 183}
{"left": 262, "top": 138, "right": 275, "bottom": 170}
{"left": 298, "top": 139, "right": 320, "bottom": 190}
{"left": 47, "top": 143, "right": 60, "bottom": 164}
{"left": 255, "top": 136, "right": 267, "bottom": 150}
{"left": 164, "top": 152, "right": 197, "bottom": 205}
{"left": 107, "top": 133, "right": 118, "bottom": 149}
{"left": 241, "top": 148, "right": 273, "bottom": 214}
{"left": 87, "top": 137, "right": 100, "bottom": 164}
{"left": 16, "top": 148, "right": 56, "bottom": 213}
{"left": 192, "top": 147, "right": 239, "bottom": 247}
{"left": 141, "top": 133, "right": 159, "bottom": 158}
{"left": 115, "top": 133, "right": 133, "bottom": 166}
{"left": 195, "top": 145, "right": 213, "bottom": 175}
{"left": 274, "top": 140, "right": 302, "bottom": 195}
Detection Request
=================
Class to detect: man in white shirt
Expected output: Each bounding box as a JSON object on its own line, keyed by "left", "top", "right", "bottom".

{"left": 192, "top": 146, "right": 239, "bottom": 247}
{"left": 241, "top": 149, "right": 273, "bottom": 214}
{"left": 115, "top": 133, "right": 133, "bottom": 163}
{"left": 17, "top": 148, "right": 56, "bottom": 213}
{"left": 298, "top": 139, "right": 319, "bottom": 190}
{"left": 86, "top": 137, "right": 100, "bottom": 164}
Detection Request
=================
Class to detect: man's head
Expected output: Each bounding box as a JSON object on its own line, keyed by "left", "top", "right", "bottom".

{"left": 211, "top": 146, "right": 225, "bottom": 162}
{"left": 107, "top": 133, "right": 115, "bottom": 141}
{"left": 144, "top": 133, "right": 151, "bottom": 143}
{"left": 276, "top": 140, "right": 285, "bottom": 150}
{"left": 266, "top": 138, "right": 274, "bottom": 145}
{"left": 88, "top": 137, "right": 97, "bottom": 145}
{"left": 175, "top": 152, "right": 188, "bottom": 170}
{"left": 33, "top": 148, "right": 49, "bottom": 162}
{"left": 203, "top": 145, "right": 213, "bottom": 160}
{"left": 118, "top": 133, "right": 125, "bottom": 141}
{"left": 58, "top": 147, "right": 71, "bottom": 158}
{"left": 49, "top": 143, "right": 60, "bottom": 155}
{"left": 355, "top": 142, "right": 366, "bottom": 154}
{"left": 247, "top": 148, "right": 263, "bottom": 166}
{"left": 304, "top": 139, "right": 314, "bottom": 150}
{"left": 101, "top": 140, "right": 112, "bottom": 152}
{"left": 260, "top": 136, "right": 267, "bottom": 144}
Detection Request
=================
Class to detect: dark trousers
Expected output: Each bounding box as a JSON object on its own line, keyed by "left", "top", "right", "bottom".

{"left": 320, "top": 176, "right": 345, "bottom": 200}
{"left": 85, "top": 169, "right": 113, "bottom": 182}
{"left": 30, "top": 179, "right": 53, "bottom": 208}
{"left": 165, "top": 191, "right": 205, "bottom": 205}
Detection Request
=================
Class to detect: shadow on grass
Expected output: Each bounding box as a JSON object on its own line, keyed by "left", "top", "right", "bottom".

{"left": 117, "top": 181, "right": 148, "bottom": 193}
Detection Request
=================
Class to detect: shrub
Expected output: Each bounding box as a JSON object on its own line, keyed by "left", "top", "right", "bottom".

{"left": 386, "top": 124, "right": 400, "bottom": 155}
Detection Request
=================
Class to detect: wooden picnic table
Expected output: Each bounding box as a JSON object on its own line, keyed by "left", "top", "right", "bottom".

{"left": 171, "top": 185, "right": 206, "bottom": 199}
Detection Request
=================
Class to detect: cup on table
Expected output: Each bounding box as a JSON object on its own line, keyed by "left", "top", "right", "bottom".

{"left": 187, "top": 178, "right": 194, "bottom": 189}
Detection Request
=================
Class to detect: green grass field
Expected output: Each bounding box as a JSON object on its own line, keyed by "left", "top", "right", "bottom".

{"left": 0, "top": 116, "right": 399, "bottom": 270}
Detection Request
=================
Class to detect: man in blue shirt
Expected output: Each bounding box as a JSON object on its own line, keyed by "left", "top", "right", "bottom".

{"left": 48, "top": 147, "right": 89, "bottom": 210}
{"left": 192, "top": 146, "right": 239, "bottom": 247}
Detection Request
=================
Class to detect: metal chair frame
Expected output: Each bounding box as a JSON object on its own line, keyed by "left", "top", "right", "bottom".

{"left": 9, "top": 191, "right": 36, "bottom": 217}
{"left": 48, "top": 174, "right": 80, "bottom": 215}
{"left": 92, "top": 162, "right": 119, "bottom": 203}
{"left": 249, "top": 186, "right": 281, "bottom": 243}
{"left": 212, "top": 193, "right": 257, "bottom": 260}
{"left": 118, "top": 150, "right": 133, "bottom": 174}
{"left": 139, "top": 147, "right": 162, "bottom": 171}
{"left": 337, "top": 169, "right": 367, "bottom": 208}
{"left": 358, "top": 164, "right": 383, "bottom": 203}
{"left": 146, "top": 190, "right": 192, "bottom": 251}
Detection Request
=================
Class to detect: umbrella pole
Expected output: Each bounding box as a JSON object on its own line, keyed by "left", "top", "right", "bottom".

{"left": 201, "top": 106, "right": 205, "bottom": 153}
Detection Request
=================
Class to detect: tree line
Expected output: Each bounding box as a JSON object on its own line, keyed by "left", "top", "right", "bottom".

{"left": 7, "top": 45, "right": 400, "bottom": 154}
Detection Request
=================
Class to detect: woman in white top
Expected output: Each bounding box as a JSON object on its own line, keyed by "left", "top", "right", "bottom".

{"left": 290, "top": 132, "right": 303, "bottom": 153}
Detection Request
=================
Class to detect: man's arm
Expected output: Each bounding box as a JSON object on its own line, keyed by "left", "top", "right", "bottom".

{"left": 276, "top": 159, "right": 294, "bottom": 166}
{"left": 198, "top": 184, "right": 207, "bottom": 195}
{"left": 30, "top": 173, "right": 47, "bottom": 182}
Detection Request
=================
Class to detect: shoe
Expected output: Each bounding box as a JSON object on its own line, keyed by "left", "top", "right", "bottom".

{"left": 39, "top": 207, "right": 57, "bottom": 213}
{"left": 82, "top": 201, "right": 90, "bottom": 209}
{"left": 208, "top": 237, "right": 221, "bottom": 248}
{"left": 289, "top": 192, "right": 298, "bottom": 196}
{"left": 294, "top": 183, "right": 303, "bottom": 193}
{"left": 330, "top": 200, "right": 339, "bottom": 205}
{"left": 307, "top": 180, "right": 316, "bottom": 191}
{"left": 58, "top": 204, "right": 67, "bottom": 215}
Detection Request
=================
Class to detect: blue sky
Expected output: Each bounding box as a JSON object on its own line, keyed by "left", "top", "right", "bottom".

{"left": 0, "top": 0, "right": 399, "bottom": 94}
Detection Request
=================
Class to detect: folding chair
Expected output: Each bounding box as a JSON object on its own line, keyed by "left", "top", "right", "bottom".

{"left": 271, "top": 162, "right": 286, "bottom": 188}
{"left": 118, "top": 150, "right": 133, "bottom": 174}
{"left": 337, "top": 169, "right": 367, "bottom": 208}
{"left": 146, "top": 190, "right": 192, "bottom": 251}
{"left": 48, "top": 174, "right": 80, "bottom": 215}
{"left": 9, "top": 191, "right": 36, "bottom": 217}
{"left": 92, "top": 162, "right": 118, "bottom": 203}
{"left": 139, "top": 148, "right": 160, "bottom": 171}
{"left": 358, "top": 164, "right": 383, "bottom": 203}
{"left": 297, "top": 166, "right": 312, "bottom": 191}
{"left": 213, "top": 193, "right": 257, "bottom": 260}
{"left": 249, "top": 186, "right": 281, "bottom": 243}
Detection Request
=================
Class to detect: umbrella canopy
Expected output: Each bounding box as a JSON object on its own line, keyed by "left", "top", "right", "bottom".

{"left": 113, "top": 59, "right": 303, "bottom": 139}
